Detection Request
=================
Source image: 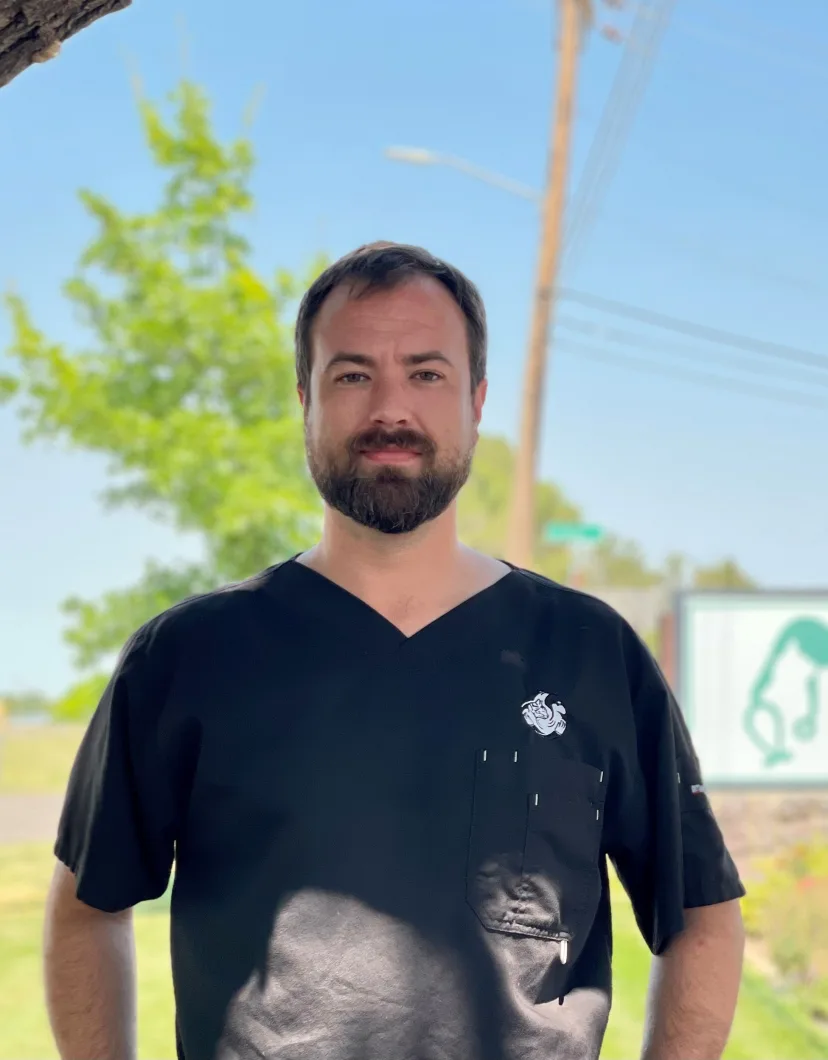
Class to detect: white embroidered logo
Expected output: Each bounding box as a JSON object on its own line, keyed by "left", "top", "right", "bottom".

{"left": 521, "top": 692, "right": 567, "bottom": 737}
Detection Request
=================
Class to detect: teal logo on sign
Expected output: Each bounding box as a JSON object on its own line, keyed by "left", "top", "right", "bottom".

{"left": 743, "top": 618, "right": 828, "bottom": 768}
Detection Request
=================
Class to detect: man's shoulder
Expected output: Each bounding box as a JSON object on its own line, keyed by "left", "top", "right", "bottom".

{"left": 511, "top": 566, "right": 630, "bottom": 632}
{"left": 129, "top": 562, "right": 291, "bottom": 656}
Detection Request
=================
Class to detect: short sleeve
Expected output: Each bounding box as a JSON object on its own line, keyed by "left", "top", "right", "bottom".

{"left": 606, "top": 628, "right": 745, "bottom": 955}
{"left": 54, "top": 623, "right": 179, "bottom": 913}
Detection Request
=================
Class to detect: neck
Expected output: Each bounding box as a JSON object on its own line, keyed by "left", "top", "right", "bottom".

{"left": 302, "top": 504, "right": 467, "bottom": 599}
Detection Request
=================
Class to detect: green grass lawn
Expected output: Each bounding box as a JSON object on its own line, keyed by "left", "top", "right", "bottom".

{"left": 604, "top": 883, "right": 828, "bottom": 1060}
{"left": 1, "top": 844, "right": 827, "bottom": 1060}
{"left": 0, "top": 843, "right": 175, "bottom": 1060}
{"left": 0, "top": 725, "right": 84, "bottom": 794}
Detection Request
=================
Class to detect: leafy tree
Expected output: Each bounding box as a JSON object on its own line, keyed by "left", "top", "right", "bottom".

{"left": 458, "top": 436, "right": 660, "bottom": 587}
{"left": 459, "top": 435, "right": 578, "bottom": 581}
{"left": 583, "top": 535, "right": 662, "bottom": 588}
{"left": 49, "top": 675, "right": 109, "bottom": 723}
{"left": 2, "top": 80, "right": 738, "bottom": 719}
{"left": 661, "top": 552, "right": 688, "bottom": 590}
{"left": 0, "top": 690, "right": 52, "bottom": 716}
{"left": 693, "top": 558, "right": 756, "bottom": 591}
{"left": 1, "top": 82, "right": 325, "bottom": 715}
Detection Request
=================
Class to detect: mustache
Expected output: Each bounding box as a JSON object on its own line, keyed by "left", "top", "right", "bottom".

{"left": 348, "top": 427, "right": 437, "bottom": 459}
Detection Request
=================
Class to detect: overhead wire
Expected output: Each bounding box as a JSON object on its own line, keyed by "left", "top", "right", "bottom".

{"left": 590, "top": 212, "right": 828, "bottom": 299}
{"left": 557, "top": 316, "right": 828, "bottom": 391}
{"left": 672, "top": 18, "right": 828, "bottom": 86}
{"left": 677, "top": 6, "right": 823, "bottom": 62}
{"left": 558, "top": 289, "right": 828, "bottom": 374}
{"left": 562, "top": 0, "right": 678, "bottom": 270}
{"left": 556, "top": 339, "right": 828, "bottom": 413}
{"left": 626, "top": 138, "right": 828, "bottom": 230}
{"left": 548, "top": 6, "right": 827, "bottom": 418}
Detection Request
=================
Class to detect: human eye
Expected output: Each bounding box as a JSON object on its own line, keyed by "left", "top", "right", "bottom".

{"left": 413, "top": 370, "right": 443, "bottom": 382}
{"left": 336, "top": 372, "right": 370, "bottom": 384}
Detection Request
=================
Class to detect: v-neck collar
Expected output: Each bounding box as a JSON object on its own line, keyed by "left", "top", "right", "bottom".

{"left": 283, "top": 554, "right": 518, "bottom": 647}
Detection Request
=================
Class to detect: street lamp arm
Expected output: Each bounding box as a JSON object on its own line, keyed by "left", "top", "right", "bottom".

{"left": 384, "top": 145, "right": 540, "bottom": 204}
{"left": 439, "top": 155, "right": 541, "bottom": 203}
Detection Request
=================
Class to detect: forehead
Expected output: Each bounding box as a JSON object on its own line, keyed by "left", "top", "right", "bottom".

{"left": 313, "top": 275, "right": 468, "bottom": 364}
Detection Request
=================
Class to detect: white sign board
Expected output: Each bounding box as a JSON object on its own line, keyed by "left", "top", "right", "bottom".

{"left": 677, "top": 593, "right": 828, "bottom": 787}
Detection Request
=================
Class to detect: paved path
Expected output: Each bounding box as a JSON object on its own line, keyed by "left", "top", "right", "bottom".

{"left": 0, "top": 793, "right": 63, "bottom": 844}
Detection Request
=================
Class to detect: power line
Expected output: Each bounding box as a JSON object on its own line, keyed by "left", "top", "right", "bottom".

{"left": 563, "top": 0, "right": 677, "bottom": 268}
{"left": 558, "top": 289, "right": 828, "bottom": 374}
{"left": 557, "top": 316, "right": 828, "bottom": 391}
{"left": 557, "top": 339, "right": 828, "bottom": 413}
{"left": 679, "top": 7, "right": 822, "bottom": 63}
{"left": 628, "top": 138, "right": 828, "bottom": 230}
{"left": 673, "top": 17, "right": 828, "bottom": 87}
{"left": 593, "top": 212, "right": 828, "bottom": 300}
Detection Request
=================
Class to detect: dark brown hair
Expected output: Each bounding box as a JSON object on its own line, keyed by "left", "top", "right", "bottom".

{"left": 294, "top": 241, "right": 487, "bottom": 393}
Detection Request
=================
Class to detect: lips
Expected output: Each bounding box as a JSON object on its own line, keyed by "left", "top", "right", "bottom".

{"left": 349, "top": 428, "right": 435, "bottom": 462}
{"left": 360, "top": 447, "right": 422, "bottom": 465}
{"left": 360, "top": 445, "right": 422, "bottom": 456}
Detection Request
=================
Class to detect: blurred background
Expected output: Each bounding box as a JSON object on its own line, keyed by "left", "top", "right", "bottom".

{"left": 0, "top": 0, "right": 826, "bottom": 1056}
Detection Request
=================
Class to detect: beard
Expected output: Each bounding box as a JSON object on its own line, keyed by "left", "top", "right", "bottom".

{"left": 306, "top": 425, "right": 473, "bottom": 535}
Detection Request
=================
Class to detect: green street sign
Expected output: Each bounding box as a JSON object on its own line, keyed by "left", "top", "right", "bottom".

{"left": 543, "top": 522, "right": 604, "bottom": 544}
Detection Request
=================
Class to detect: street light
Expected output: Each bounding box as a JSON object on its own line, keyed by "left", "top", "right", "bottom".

{"left": 384, "top": 146, "right": 541, "bottom": 204}
{"left": 384, "top": 146, "right": 440, "bottom": 167}
{"left": 385, "top": 0, "right": 587, "bottom": 572}
{"left": 386, "top": 3, "right": 599, "bottom": 571}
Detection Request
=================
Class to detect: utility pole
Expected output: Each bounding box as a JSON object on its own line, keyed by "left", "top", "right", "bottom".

{"left": 506, "top": 0, "right": 590, "bottom": 568}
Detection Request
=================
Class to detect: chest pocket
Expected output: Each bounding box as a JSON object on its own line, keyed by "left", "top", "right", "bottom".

{"left": 466, "top": 748, "right": 605, "bottom": 942}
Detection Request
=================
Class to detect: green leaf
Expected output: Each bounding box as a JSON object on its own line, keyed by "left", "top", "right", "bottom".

{"left": 51, "top": 673, "right": 109, "bottom": 722}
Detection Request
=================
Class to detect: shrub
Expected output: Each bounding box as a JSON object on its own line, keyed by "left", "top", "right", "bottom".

{"left": 743, "top": 840, "right": 828, "bottom": 986}
{"left": 51, "top": 673, "right": 108, "bottom": 722}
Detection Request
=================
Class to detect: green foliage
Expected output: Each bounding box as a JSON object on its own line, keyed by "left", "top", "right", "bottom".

{"left": 798, "top": 976, "right": 828, "bottom": 1026}
{"left": 743, "top": 841, "right": 828, "bottom": 987}
{"left": 51, "top": 674, "right": 110, "bottom": 722}
{"left": 0, "top": 690, "right": 51, "bottom": 716}
{"left": 458, "top": 435, "right": 578, "bottom": 581}
{"left": 1, "top": 81, "right": 325, "bottom": 672}
{"left": 458, "top": 435, "right": 660, "bottom": 586}
{"left": 694, "top": 558, "right": 756, "bottom": 590}
{"left": 1, "top": 78, "right": 750, "bottom": 719}
{"left": 641, "top": 627, "right": 659, "bottom": 657}
{"left": 61, "top": 561, "right": 217, "bottom": 670}
{"left": 585, "top": 535, "right": 662, "bottom": 588}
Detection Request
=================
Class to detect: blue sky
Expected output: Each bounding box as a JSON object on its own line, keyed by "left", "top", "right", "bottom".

{"left": 1, "top": 0, "right": 826, "bottom": 695}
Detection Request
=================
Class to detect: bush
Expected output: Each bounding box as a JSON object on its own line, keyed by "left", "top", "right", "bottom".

{"left": 0, "top": 690, "right": 52, "bottom": 716}
{"left": 50, "top": 673, "right": 108, "bottom": 722}
{"left": 743, "top": 841, "right": 828, "bottom": 988}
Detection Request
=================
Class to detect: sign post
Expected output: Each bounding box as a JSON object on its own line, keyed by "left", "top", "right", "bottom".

{"left": 543, "top": 522, "right": 604, "bottom": 544}
{"left": 542, "top": 524, "right": 604, "bottom": 587}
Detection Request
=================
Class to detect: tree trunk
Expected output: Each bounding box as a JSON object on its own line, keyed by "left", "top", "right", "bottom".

{"left": 0, "top": 0, "right": 131, "bottom": 88}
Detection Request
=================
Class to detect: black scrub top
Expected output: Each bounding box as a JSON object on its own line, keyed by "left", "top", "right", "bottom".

{"left": 55, "top": 558, "right": 744, "bottom": 1060}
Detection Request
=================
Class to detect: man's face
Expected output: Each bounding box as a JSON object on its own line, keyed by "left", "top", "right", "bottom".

{"left": 301, "top": 276, "right": 486, "bottom": 534}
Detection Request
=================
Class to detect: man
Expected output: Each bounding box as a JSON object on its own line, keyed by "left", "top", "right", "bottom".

{"left": 45, "top": 242, "right": 745, "bottom": 1060}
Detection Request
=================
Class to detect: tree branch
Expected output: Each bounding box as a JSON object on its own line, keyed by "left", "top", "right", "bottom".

{"left": 0, "top": 0, "right": 131, "bottom": 88}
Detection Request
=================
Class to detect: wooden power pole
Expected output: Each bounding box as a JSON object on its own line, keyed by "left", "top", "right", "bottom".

{"left": 506, "top": 0, "right": 590, "bottom": 568}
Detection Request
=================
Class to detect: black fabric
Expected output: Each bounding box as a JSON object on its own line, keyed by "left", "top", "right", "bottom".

{"left": 55, "top": 560, "right": 744, "bottom": 1060}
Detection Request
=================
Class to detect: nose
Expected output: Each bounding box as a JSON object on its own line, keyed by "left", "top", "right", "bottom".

{"left": 367, "top": 373, "right": 412, "bottom": 428}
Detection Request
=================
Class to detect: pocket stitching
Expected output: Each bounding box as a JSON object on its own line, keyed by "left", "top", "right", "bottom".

{"left": 467, "top": 754, "right": 603, "bottom": 940}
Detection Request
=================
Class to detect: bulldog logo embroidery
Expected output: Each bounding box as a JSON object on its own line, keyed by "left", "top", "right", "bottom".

{"left": 521, "top": 692, "right": 567, "bottom": 737}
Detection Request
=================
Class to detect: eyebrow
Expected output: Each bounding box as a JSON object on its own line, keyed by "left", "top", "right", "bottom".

{"left": 325, "top": 351, "right": 453, "bottom": 372}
